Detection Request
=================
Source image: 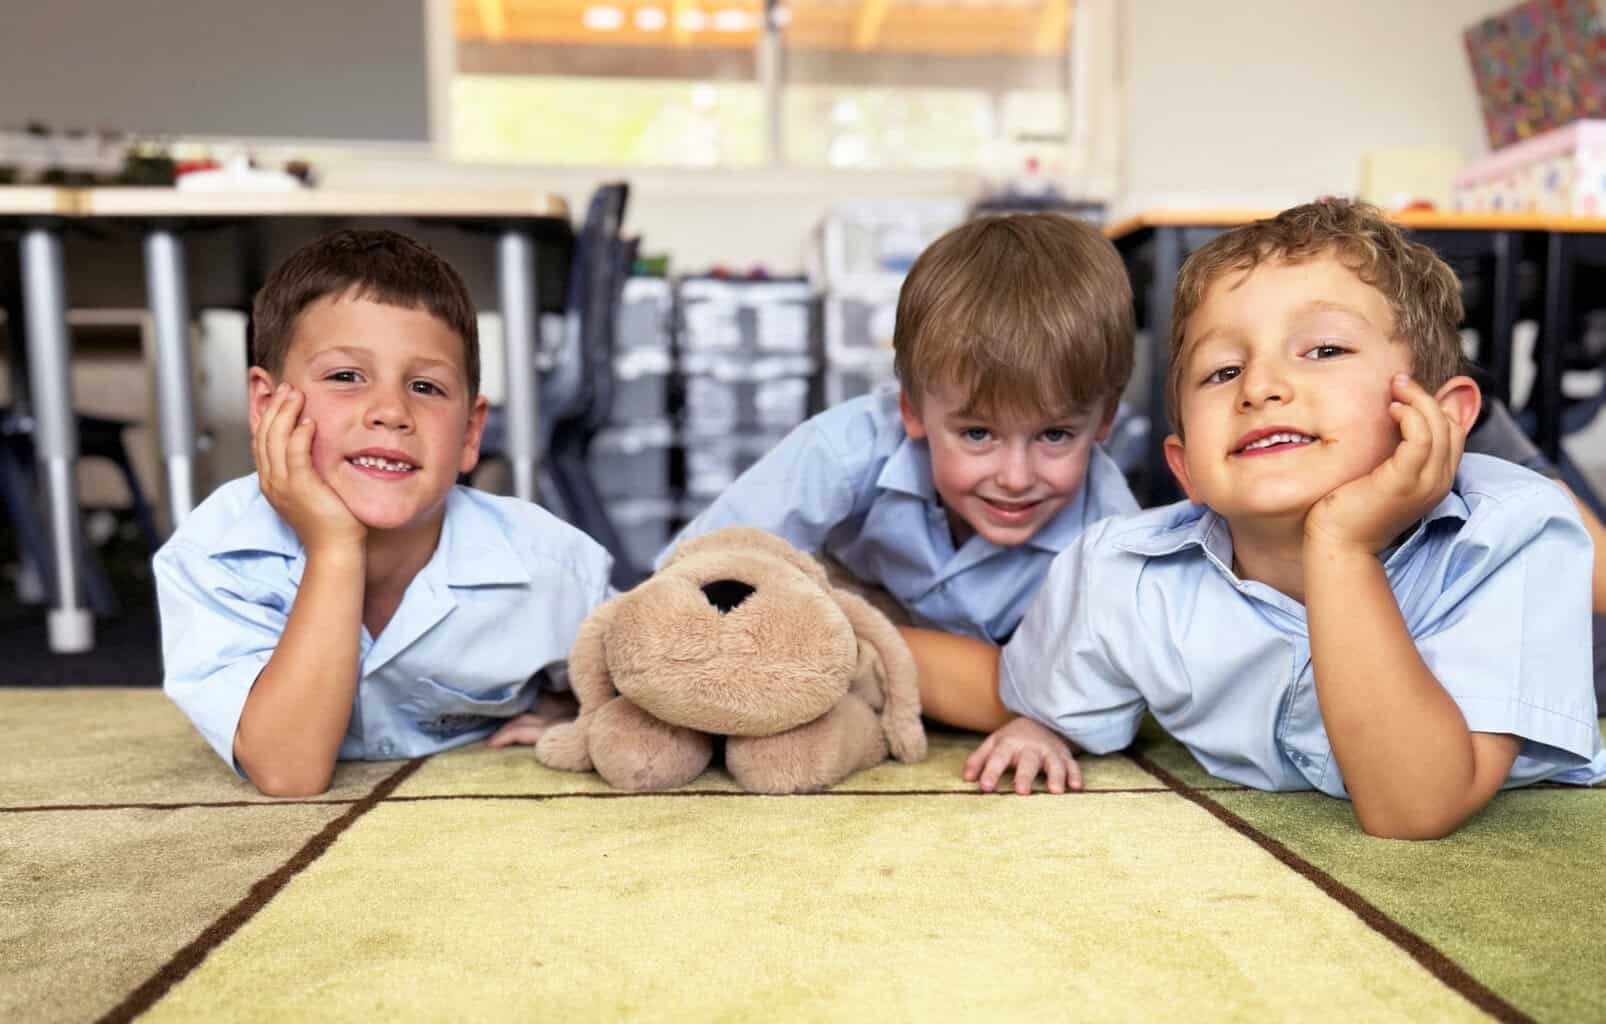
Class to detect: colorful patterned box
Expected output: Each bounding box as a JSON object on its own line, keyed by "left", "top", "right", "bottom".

{"left": 1463, "top": 0, "right": 1606, "bottom": 149}
{"left": 1452, "top": 118, "right": 1606, "bottom": 213}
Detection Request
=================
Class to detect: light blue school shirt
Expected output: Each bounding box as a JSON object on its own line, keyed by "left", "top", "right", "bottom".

{"left": 665, "top": 389, "right": 1138, "bottom": 643}
{"left": 1000, "top": 454, "right": 1606, "bottom": 795}
{"left": 155, "top": 475, "right": 613, "bottom": 772}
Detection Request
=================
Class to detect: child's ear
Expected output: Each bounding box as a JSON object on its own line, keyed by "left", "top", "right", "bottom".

{"left": 1435, "top": 374, "right": 1482, "bottom": 435}
{"left": 457, "top": 394, "right": 491, "bottom": 476}
{"left": 1162, "top": 433, "right": 1203, "bottom": 504}
{"left": 1093, "top": 399, "right": 1119, "bottom": 443}
{"left": 247, "top": 368, "right": 277, "bottom": 433}
{"left": 898, "top": 389, "right": 928, "bottom": 441}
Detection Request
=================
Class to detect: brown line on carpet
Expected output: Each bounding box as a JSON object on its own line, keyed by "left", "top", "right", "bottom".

{"left": 92, "top": 757, "right": 425, "bottom": 1024}
{"left": 1126, "top": 750, "right": 1535, "bottom": 1024}
{"left": 383, "top": 786, "right": 1209, "bottom": 801}
{"left": 1, "top": 798, "right": 360, "bottom": 814}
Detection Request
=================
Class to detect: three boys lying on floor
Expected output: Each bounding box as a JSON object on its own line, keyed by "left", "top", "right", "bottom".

{"left": 155, "top": 200, "right": 1606, "bottom": 840}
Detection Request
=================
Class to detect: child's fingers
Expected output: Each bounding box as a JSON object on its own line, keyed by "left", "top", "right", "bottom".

{"left": 1043, "top": 754, "right": 1066, "bottom": 795}
{"left": 285, "top": 414, "right": 317, "bottom": 477}
{"left": 961, "top": 736, "right": 995, "bottom": 782}
{"left": 1389, "top": 401, "right": 1433, "bottom": 483}
{"left": 977, "top": 747, "right": 1015, "bottom": 793}
{"left": 1013, "top": 749, "right": 1043, "bottom": 795}
{"left": 1397, "top": 374, "right": 1452, "bottom": 479}
{"left": 253, "top": 390, "right": 284, "bottom": 478}
{"left": 1065, "top": 754, "right": 1084, "bottom": 792}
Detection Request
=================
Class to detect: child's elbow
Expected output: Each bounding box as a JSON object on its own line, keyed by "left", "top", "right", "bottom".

{"left": 247, "top": 766, "right": 334, "bottom": 799}
{"left": 1353, "top": 804, "right": 1470, "bottom": 841}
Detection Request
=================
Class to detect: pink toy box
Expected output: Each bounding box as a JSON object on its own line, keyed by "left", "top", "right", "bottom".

{"left": 1452, "top": 118, "right": 1606, "bottom": 214}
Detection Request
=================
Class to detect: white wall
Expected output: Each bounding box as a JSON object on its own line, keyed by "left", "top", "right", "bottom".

{"left": 315, "top": 157, "right": 980, "bottom": 277}
{"left": 1117, "top": 0, "right": 1518, "bottom": 212}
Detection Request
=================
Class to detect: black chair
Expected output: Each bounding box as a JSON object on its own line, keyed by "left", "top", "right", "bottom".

{"left": 475, "top": 183, "right": 641, "bottom": 586}
{"left": 0, "top": 292, "right": 162, "bottom": 616}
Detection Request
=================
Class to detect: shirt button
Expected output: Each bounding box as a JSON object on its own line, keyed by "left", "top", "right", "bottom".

{"left": 378, "top": 740, "right": 396, "bottom": 757}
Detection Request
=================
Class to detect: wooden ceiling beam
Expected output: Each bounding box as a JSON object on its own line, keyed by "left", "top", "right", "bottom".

{"left": 476, "top": 0, "right": 507, "bottom": 42}
{"left": 853, "top": 0, "right": 890, "bottom": 51}
{"left": 1033, "top": 0, "right": 1068, "bottom": 54}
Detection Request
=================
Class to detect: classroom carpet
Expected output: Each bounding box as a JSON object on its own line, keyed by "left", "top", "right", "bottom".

{"left": 2, "top": 688, "right": 1602, "bottom": 1023}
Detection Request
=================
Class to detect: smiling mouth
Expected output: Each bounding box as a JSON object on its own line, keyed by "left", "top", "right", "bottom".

{"left": 348, "top": 455, "right": 418, "bottom": 474}
{"left": 1233, "top": 432, "right": 1318, "bottom": 456}
{"left": 982, "top": 497, "right": 1042, "bottom": 516}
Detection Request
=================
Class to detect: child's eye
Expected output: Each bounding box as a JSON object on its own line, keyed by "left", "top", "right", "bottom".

{"left": 410, "top": 380, "right": 447, "bottom": 397}
{"left": 959, "top": 427, "right": 992, "bottom": 444}
{"left": 1304, "top": 343, "right": 1349, "bottom": 360}
{"left": 1039, "top": 427, "right": 1076, "bottom": 444}
{"left": 1202, "top": 366, "right": 1240, "bottom": 385}
{"left": 325, "top": 369, "right": 362, "bottom": 384}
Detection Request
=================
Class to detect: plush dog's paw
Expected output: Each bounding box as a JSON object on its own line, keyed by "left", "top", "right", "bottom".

{"left": 727, "top": 696, "right": 886, "bottom": 794}
{"left": 535, "top": 720, "right": 593, "bottom": 773}
{"left": 589, "top": 697, "right": 714, "bottom": 791}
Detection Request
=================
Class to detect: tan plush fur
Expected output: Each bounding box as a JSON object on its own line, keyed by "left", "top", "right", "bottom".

{"left": 536, "top": 526, "right": 927, "bottom": 792}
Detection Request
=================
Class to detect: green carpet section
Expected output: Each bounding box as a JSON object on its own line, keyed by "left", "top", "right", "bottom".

{"left": 0, "top": 804, "right": 348, "bottom": 1024}
{"left": 1213, "top": 786, "right": 1606, "bottom": 1023}
{"left": 143, "top": 795, "right": 1484, "bottom": 1023}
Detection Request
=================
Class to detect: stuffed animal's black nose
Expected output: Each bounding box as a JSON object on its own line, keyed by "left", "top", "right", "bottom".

{"left": 701, "top": 579, "right": 756, "bottom": 613}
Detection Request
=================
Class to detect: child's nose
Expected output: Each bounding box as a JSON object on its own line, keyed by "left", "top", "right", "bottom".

{"left": 1239, "top": 364, "right": 1291, "bottom": 408}
{"left": 366, "top": 386, "right": 413, "bottom": 430}
{"left": 995, "top": 448, "right": 1034, "bottom": 491}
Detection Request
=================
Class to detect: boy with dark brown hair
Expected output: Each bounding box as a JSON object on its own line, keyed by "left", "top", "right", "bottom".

{"left": 666, "top": 212, "right": 1139, "bottom": 728}
{"left": 156, "top": 229, "right": 611, "bottom": 796}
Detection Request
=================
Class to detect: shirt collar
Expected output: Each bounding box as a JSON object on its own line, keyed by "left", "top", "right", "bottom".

{"left": 875, "top": 435, "right": 936, "bottom": 500}
{"left": 211, "top": 479, "right": 531, "bottom": 588}
{"left": 1113, "top": 487, "right": 1474, "bottom": 569}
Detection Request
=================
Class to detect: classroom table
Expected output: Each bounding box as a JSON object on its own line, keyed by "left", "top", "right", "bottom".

{"left": 6, "top": 187, "right": 571, "bottom": 653}
{"left": 1106, "top": 209, "right": 1605, "bottom": 506}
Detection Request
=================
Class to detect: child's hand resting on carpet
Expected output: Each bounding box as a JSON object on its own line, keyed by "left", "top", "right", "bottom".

{"left": 963, "top": 716, "right": 1083, "bottom": 795}
{"left": 487, "top": 690, "right": 580, "bottom": 748}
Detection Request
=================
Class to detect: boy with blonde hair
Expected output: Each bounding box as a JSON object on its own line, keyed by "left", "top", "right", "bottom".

{"left": 156, "top": 230, "right": 611, "bottom": 796}
{"left": 952, "top": 199, "right": 1604, "bottom": 838}
{"left": 666, "top": 213, "right": 1137, "bottom": 728}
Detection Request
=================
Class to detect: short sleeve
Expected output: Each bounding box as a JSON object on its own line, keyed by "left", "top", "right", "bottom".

{"left": 999, "top": 521, "right": 1147, "bottom": 753}
{"left": 658, "top": 417, "right": 864, "bottom": 566}
{"left": 153, "top": 542, "right": 291, "bottom": 773}
{"left": 1414, "top": 486, "right": 1601, "bottom": 772}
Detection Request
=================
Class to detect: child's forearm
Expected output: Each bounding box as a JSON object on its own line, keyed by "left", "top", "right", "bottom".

{"left": 233, "top": 544, "right": 366, "bottom": 796}
{"left": 898, "top": 627, "right": 1011, "bottom": 732}
{"left": 1304, "top": 540, "right": 1517, "bottom": 839}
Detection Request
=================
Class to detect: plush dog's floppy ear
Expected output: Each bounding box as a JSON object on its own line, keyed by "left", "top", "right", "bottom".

{"left": 829, "top": 589, "right": 926, "bottom": 763}
{"left": 535, "top": 596, "right": 620, "bottom": 773}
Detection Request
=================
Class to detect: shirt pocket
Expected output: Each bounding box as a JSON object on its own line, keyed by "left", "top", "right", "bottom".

{"left": 397, "top": 676, "right": 533, "bottom": 737}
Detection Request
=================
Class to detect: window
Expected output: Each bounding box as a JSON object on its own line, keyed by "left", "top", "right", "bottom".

{"left": 449, "top": 1, "right": 1072, "bottom": 172}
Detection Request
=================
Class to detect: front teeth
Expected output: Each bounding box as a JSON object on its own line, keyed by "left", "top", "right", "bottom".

{"left": 1240, "top": 432, "right": 1315, "bottom": 452}
{"left": 351, "top": 455, "right": 415, "bottom": 472}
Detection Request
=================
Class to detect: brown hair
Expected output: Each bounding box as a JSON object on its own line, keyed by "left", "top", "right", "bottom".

{"left": 893, "top": 212, "right": 1134, "bottom": 421}
{"left": 1167, "top": 198, "right": 1463, "bottom": 433}
{"left": 251, "top": 229, "right": 481, "bottom": 398}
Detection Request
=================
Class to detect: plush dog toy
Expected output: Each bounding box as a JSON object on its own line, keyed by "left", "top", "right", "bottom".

{"left": 535, "top": 526, "right": 926, "bottom": 793}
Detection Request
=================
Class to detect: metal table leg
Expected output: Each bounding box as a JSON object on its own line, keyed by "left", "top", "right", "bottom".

{"left": 144, "top": 228, "right": 198, "bottom": 528}
{"left": 1537, "top": 231, "right": 1570, "bottom": 462}
{"left": 497, "top": 229, "right": 540, "bottom": 503}
{"left": 1143, "top": 226, "right": 1183, "bottom": 506}
{"left": 20, "top": 228, "right": 93, "bottom": 653}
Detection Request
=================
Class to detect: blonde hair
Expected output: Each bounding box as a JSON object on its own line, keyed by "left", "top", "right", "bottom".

{"left": 893, "top": 212, "right": 1134, "bottom": 420}
{"left": 1167, "top": 198, "right": 1463, "bottom": 433}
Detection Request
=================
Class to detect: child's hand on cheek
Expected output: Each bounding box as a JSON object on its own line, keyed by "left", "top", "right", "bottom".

{"left": 254, "top": 384, "right": 365, "bottom": 554}
{"left": 1304, "top": 374, "right": 1465, "bottom": 555}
